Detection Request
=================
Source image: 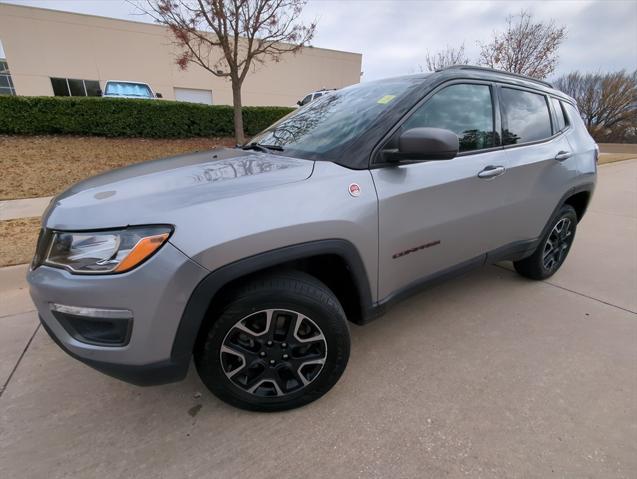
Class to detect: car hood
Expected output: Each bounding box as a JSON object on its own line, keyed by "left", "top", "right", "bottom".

{"left": 44, "top": 148, "right": 315, "bottom": 230}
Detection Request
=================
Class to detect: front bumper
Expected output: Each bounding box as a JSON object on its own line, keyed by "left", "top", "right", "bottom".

{"left": 28, "top": 241, "right": 209, "bottom": 386}
{"left": 38, "top": 317, "right": 187, "bottom": 385}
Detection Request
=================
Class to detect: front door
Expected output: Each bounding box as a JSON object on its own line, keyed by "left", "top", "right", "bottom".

{"left": 372, "top": 82, "right": 513, "bottom": 300}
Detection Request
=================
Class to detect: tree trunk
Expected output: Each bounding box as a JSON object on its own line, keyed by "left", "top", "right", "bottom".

{"left": 232, "top": 80, "right": 245, "bottom": 145}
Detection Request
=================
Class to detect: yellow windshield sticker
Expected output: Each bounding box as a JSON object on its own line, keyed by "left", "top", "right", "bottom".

{"left": 377, "top": 95, "right": 396, "bottom": 104}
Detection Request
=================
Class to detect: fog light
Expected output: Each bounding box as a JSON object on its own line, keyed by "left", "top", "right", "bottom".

{"left": 50, "top": 303, "right": 133, "bottom": 346}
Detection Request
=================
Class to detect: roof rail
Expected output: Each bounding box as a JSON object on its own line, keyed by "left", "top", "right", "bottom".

{"left": 437, "top": 65, "right": 553, "bottom": 88}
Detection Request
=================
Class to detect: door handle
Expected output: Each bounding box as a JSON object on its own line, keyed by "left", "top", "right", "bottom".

{"left": 478, "top": 165, "right": 506, "bottom": 179}
{"left": 555, "top": 150, "right": 572, "bottom": 161}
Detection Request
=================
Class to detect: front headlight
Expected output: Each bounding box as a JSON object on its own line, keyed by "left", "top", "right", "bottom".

{"left": 41, "top": 225, "right": 172, "bottom": 274}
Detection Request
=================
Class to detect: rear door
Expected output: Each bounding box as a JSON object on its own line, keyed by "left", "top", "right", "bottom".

{"left": 496, "top": 86, "right": 576, "bottom": 243}
{"left": 372, "top": 81, "right": 514, "bottom": 300}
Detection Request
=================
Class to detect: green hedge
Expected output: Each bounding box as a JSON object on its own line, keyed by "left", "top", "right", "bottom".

{"left": 0, "top": 96, "right": 294, "bottom": 138}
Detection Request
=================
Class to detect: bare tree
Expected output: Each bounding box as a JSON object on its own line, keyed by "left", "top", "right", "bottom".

{"left": 137, "top": 0, "right": 316, "bottom": 144}
{"left": 555, "top": 70, "right": 637, "bottom": 142}
{"left": 421, "top": 43, "right": 469, "bottom": 72}
{"left": 478, "top": 10, "right": 566, "bottom": 79}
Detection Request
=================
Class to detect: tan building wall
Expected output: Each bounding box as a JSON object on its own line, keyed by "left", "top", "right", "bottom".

{"left": 0, "top": 4, "right": 362, "bottom": 106}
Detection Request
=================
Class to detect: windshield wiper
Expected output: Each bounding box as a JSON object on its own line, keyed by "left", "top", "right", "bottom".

{"left": 242, "top": 142, "right": 284, "bottom": 152}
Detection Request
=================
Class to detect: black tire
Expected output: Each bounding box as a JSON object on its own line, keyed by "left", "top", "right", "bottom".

{"left": 514, "top": 204, "right": 578, "bottom": 280}
{"left": 194, "top": 271, "right": 350, "bottom": 412}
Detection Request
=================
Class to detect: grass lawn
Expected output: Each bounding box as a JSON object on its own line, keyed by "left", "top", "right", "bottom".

{"left": 0, "top": 135, "right": 235, "bottom": 200}
{"left": 598, "top": 143, "right": 637, "bottom": 164}
{"left": 0, "top": 217, "right": 41, "bottom": 267}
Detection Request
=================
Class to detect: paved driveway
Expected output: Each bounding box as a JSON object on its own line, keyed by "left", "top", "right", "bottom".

{"left": 1, "top": 160, "right": 636, "bottom": 479}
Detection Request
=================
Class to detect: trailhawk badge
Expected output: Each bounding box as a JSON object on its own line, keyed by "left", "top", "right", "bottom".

{"left": 348, "top": 183, "right": 361, "bottom": 197}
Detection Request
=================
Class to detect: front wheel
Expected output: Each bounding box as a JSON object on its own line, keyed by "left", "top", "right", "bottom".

{"left": 194, "top": 271, "right": 350, "bottom": 412}
{"left": 514, "top": 204, "right": 578, "bottom": 280}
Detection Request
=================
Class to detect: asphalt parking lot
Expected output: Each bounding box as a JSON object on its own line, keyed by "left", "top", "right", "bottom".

{"left": 1, "top": 160, "right": 636, "bottom": 479}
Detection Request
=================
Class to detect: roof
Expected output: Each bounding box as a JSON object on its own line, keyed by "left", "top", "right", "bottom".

{"left": 365, "top": 68, "right": 571, "bottom": 102}
{"left": 428, "top": 65, "right": 574, "bottom": 103}
{"left": 438, "top": 65, "right": 553, "bottom": 88}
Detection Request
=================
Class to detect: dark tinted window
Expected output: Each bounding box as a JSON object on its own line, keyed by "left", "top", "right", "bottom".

{"left": 401, "top": 83, "right": 495, "bottom": 152}
{"left": 68, "top": 79, "right": 85, "bottom": 96}
{"left": 84, "top": 80, "right": 101, "bottom": 97}
{"left": 51, "top": 77, "right": 101, "bottom": 97}
{"left": 501, "top": 88, "right": 552, "bottom": 145}
{"left": 551, "top": 97, "right": 567, "bottom": 132}
{"left": 51, "top": 77, "right": 69, "bottom": 96}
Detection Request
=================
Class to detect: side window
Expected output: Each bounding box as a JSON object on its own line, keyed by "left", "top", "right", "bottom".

{"left": 500, "top": 88, "right": 552, "bottom": 145}
{"left": 300, "top": 94, "right": 312, "bottom": 106}
{"left": 551, "top": 97, "right": 567, "bottom": 132}
{"left": 313, "top": 92, "right": 323, "bottom": 99}
{"left": 401, "top": 83, "right": 495, "bottom": 152}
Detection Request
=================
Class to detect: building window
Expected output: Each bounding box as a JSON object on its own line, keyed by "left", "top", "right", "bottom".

{"left": 0, "top": 59, "right": 16, "bottom": 96}
{"left": 0, "top": 39, "right": 15, "bottom": 96}
{"left": 50, "top": 77, "right": 101, "bottom": 97}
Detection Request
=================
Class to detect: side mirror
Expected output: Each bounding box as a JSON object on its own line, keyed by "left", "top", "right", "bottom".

{"left": 155, "top": 92, "right": 163, "bottom": 98}
{"left": 387, "top": 127, "right": 459, "bottom": 162}
{"left": 296, "top": 100, "right": 302, "bottom": 106}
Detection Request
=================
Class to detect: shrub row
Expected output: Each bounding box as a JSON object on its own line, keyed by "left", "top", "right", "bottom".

{"left": 0, "top": 96, "right": 294, "bottom": 138}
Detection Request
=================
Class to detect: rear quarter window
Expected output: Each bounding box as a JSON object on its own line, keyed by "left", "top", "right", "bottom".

{"left": 562, "top": 102, "right": 586, "bottom": 130}
{"left": 500, "top": 88, "right": 552, "bottom": 145}
{"left": 551, "top": 97, "right": 567, "bottom": 132}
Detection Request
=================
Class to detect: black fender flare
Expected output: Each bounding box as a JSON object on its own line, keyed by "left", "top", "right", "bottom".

{"left": 560, "top": 182, "right": 595, "bottom": 222}
{"left": 552, "top": 182, "right": 595, "bottom": 226}
{"left": 170, "top": 239, "right": 374, "bottom": 364}
{"left": 488, "top": 182, "right": 596, "bottom": 264}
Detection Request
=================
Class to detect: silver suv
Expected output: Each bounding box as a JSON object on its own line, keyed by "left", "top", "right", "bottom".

{"left": 28, "top": 66, "right": 597, "bottom": 411}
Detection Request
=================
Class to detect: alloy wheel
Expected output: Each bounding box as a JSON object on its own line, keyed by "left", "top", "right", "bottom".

{"left": 542, "top": 217, "right": 574, "bottom": 272}
{"left": 220, "top": 309, "right": 328, "bottom": 397}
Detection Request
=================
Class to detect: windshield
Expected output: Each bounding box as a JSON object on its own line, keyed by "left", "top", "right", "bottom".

{"left": 250, "top": 79, "right": 417, "bottom": 158}
{"left": 105, "top": 82, "right": 153, "bottom": 98}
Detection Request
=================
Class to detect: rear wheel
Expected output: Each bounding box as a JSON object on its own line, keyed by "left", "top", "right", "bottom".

{"left": 194, "top": 271, "right": 350, "bottom": 411}
{"left": 514, "top": 204, "right": 577, "bottom": 280}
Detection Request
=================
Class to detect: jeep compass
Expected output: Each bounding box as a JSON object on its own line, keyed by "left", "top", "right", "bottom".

{"left": 28, "top": 66, "right": 597, "bottom": 411}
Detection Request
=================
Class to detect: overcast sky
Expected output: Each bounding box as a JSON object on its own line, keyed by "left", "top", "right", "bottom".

{"left": 4, "top": 0, "right": 637, "bottom": 81}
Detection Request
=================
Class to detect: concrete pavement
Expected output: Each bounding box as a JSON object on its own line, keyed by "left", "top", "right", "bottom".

{"left": 1, "top": 161, "right": 636, "bottom": 478}
{"left": 0, "top": 196, "right": 53, "bottom": 221}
